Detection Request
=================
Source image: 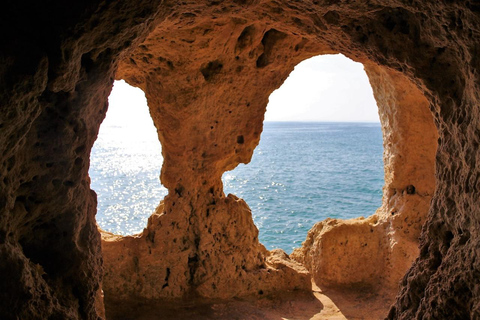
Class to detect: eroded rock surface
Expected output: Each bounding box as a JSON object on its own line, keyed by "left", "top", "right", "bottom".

{"left": 102, "top": 197, "right": 309, "bottom": 302}
{"left": 0, "top": 1, "right": 168, "bottom": 318}
{"left": 103, "top": 8, "right": 330, "bottom": 303}
{"left": 1, "top": 0, "right": 479, "bottom": 319}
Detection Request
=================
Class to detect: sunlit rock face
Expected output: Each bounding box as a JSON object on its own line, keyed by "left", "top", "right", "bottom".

{"left": 102, "top": 10, "right": 330, "bottom": 304}
{"left": 1, "top": 0, "right": 480, "bottom": 319}
{"left": 102, "top": 198, "right": 309, "bottom": 302}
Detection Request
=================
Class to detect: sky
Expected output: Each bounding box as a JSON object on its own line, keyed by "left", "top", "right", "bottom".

{"left": 102, "top": 81, "right": 151, "bottom": 130}
{"left": 105, "top": 54, "right": 380, "bottom": 130}
{"left": 265, "top": 54, "right": 379, "bottom": 122}
{"left": 99, "top": 79, "right": 159, "bottom": 144}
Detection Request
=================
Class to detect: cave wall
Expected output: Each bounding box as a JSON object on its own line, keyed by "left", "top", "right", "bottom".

{"left": 0, "top": 1, "right": 166, "bottom": 318}
{"left": 1, "top": 0, "right": 480, "bottom": 319}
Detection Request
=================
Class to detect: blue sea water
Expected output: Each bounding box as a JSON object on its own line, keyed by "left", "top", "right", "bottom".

{"left": 91, "top": 122, "right": 384, "bottom": 254}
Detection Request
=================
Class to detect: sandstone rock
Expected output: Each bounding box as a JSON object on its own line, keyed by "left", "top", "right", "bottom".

{"left": 0, "top": 1, "right": 166, "bottom": 318}
{"left": 1, "top": 0, "right": 479, "bottom": 319}
{"left": 292, "top": 217, "right": 385, "bottom": 288}
{"left": 102, "top": 195, "right": 310, "bottom": 303}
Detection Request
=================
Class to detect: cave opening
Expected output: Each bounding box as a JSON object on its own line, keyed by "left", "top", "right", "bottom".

{"left": 90, "top": 80, "right": 167, "bottom": 235}
{"left": 2, "top": 0, "right": 477, "bottom": 318}
{"left": 288, "top": 55, "right": 439, "bottom": 293}
{"left": 223, "top": 54, "right": 384, "bottom": 254}
{"left": 98, "top": 25, "right": 439, "bottom": 317}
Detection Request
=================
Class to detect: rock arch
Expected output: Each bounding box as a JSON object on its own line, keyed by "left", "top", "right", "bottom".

{"left": 0, "top": 1, "right": 478, "bottom": 319}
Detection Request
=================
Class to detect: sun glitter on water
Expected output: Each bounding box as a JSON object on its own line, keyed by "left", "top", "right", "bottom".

{"left": 90, "top": 80, "right": 167, "bottom": 235}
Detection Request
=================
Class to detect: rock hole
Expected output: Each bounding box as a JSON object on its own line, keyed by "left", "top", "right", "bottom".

{"left": 236, "top": 25, "right": 255, "bottom": 52}
{"left": 162, "top": 268, "right": 170, "bottom": 289}
{"left": 188, "top": 254, "right": 199, "bottom": 285}
{"left": 323, "top": 11, "right": 340, "bottom": 24}
{"left": 175, "top": 186, "right": 185, "bottom": 197}
{"left": 89, "top": 80, "right": 167, "bottom": 236}
{"left": 75, "top": 145, "right": 86, "bottom": 154}
{"left": 200, "top": 60, "right": 223, "bottom": 81}
{"left": 256, "top": 53, "right": 268, "bottom": 68}
{"left": 256, "top": 29, "right": 287, "bottom": 68}
{"left": 444, "top": 231, "right": 454, "bottom": 248}
{"left": 406, "top": 185, "right": 416, "bottom": 194}
{"left": 223, "top": 54, "right": 383, "bottom": 253}
{"left": 63, "top": 180, "right": 74, "bottom": 187}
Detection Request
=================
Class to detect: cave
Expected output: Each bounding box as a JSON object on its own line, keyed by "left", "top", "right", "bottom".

{"left": 1, "top": 1, "right": 479, "bottom": 319}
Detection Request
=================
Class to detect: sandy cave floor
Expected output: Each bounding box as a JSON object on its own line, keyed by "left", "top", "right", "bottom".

{"left": 105, "top": 282, "right": 394, "bottom": 320}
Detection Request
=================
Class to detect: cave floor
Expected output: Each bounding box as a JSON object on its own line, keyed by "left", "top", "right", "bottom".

{"left": 104, "top": 282, "right": 394, "bottom": 320}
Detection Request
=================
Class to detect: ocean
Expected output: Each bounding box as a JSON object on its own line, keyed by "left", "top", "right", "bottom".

{"left": 91, "top": 122, "right": 384, "bottom": 254}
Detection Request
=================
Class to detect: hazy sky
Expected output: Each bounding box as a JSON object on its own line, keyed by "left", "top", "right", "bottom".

{"left": 103, "top": 81, "right": 151, "bottom": 132}
{"left": 106, "top": 54, "right": 379, "bottom": 128}
{"left": 100, "top": 80, "right": 159, "bottom": 145}
{"left": 265, "top": 54, "right": 379, "bottom": 122}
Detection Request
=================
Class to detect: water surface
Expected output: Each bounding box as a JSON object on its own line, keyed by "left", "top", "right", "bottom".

{"left": 91, "top": 122, "right": 384, "bottom": 253}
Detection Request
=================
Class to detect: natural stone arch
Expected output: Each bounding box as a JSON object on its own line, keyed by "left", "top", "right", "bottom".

{"left": 102, "top": 22, "right": 320, "bottom": 302}
{"left": 102, "top": 4, "right": 438, "bottom": 315}
{"left": 1, "top": 1, "right": 479, "bottom": 319}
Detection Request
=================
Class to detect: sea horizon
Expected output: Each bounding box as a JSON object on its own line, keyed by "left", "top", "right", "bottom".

{"left": 91, "top": 121, "right": 384, "bottom": 254}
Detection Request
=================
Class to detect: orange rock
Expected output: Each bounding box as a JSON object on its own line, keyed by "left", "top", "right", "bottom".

{"left": 1, "top": 1, "right": 479, "bottom": 319}
{"left": 102, "top": 195, "right": 310, "bottom": 302}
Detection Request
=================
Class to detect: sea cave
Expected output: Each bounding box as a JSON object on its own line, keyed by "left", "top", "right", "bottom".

{"left": 0, "top": 1, "right": 479, "bottom": 319}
